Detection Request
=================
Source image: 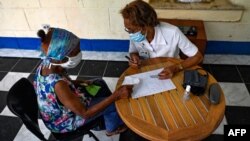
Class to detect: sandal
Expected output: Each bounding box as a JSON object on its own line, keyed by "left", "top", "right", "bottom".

{"left": 106, "top": 124, "right": 128, "bottom": 136}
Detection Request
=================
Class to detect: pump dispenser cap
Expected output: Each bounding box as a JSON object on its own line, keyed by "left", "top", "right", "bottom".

{"left": 186, "top": 85, "right": 191, "bottom": 92}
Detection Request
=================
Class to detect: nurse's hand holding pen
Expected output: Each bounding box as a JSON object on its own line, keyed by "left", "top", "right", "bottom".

{"left": 158, "top": 67, "right": 174, "bottom": 79}
{"left": 125, "top": 53, "right": 141, "bottom": 68}
{"left": 158, "top": 63, "right": 183, "bottom": 79}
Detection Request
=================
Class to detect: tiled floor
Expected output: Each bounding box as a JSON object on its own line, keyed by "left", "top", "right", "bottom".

{"left": 0, "top": 50, "right": 250, "bottom": 141}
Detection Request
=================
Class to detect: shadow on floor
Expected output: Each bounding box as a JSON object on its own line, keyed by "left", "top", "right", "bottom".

{"left": 119, "top": 129, "right": 148, "bottom": 141}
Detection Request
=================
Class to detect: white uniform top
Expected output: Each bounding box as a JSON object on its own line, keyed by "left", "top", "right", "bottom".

{"left": 129, "top": 22, "right": 198, "bottom": 59}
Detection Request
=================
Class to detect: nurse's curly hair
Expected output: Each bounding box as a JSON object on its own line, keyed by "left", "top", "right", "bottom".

{"left": 120, "top": 0, "right": 159, "bottom": 27}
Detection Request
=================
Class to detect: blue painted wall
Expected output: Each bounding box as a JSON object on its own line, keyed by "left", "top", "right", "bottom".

{"left": 0, "top": 37, "right": 250, "bottom": 54}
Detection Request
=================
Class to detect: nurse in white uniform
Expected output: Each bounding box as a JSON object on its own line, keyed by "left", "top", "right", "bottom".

{"left": 120, "top": 0, "right": 203, "bottom": 79}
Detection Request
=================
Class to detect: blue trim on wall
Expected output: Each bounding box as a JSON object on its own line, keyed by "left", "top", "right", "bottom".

{"left": 205, "top": 41, "right": 250, "bottom": 55}
{"left": 0, "top": 37, "right": 129, "bottom": 52}
{"left": 0, "top": 37, "right": 250, "bottom": 54}
{"left": 0, "top": 37, "right": 41, "bottom": 50}
{"left": 81, "top": 39, "right": 129, "bottom": 52}
{"left": 0, "top": 37, "right": 19, "bottom": 49}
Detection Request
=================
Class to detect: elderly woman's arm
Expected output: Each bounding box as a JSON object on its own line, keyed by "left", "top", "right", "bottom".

{"left": 55, "top": 81, "right": 132, "bottom": 119}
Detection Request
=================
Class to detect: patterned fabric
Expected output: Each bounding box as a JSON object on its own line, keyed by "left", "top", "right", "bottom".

{"left": 47, "top": 28, "right": 80, "bottom": 60}
{"left": 40, "top": 28, "right": 80, "bottom": 67}
{"left": 33, "top": 64, "right": 91, "bottom": 133}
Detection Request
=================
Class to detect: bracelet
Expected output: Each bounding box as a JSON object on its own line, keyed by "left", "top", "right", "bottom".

{"left": 178, "top": 63, "right": 184, "bottom": 71}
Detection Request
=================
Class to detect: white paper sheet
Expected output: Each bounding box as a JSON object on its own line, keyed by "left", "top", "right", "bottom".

{"left": 122, "top": 68, "right": 176, "bottom": 99}
{"left": 122, "top": 76, "right": 140, "bottom": 85}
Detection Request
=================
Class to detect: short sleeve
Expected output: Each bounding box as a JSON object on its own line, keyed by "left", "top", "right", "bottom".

{"left": 175, "top": 28, "right": 198, "bottom": 57}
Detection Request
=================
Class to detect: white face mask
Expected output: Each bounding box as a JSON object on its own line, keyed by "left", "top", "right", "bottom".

{"left": 50, "top": 52, "right": 82, "bottom": 69}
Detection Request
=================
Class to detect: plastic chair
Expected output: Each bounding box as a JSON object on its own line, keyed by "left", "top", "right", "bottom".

{"left": 7, "top": 78, "right": 103, "bottom": 141}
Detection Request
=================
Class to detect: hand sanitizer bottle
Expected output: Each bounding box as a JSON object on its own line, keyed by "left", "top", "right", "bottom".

{"left": 183, "top": 85, "right": 191, "bottom": 101}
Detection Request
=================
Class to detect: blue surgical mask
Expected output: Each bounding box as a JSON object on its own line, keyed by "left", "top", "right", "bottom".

{"left": 129, "top": 31, "right": 146, "bottom": 42}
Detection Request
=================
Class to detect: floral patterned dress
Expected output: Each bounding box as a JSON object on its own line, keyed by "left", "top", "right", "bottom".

{"left": 33, "top": 64, "right": 91, "bottom": 133}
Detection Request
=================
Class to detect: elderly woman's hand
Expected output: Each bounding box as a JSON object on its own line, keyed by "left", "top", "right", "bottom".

{"left": 115, "top": 85, "right": 133, "bottom": 100}
{"left": 72, "top": 79, "right": 93, "bottom": 87}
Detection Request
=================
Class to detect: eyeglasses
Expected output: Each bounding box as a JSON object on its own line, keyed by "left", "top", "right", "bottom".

{"left": 124, "top": 28, "right": 133, "bottom": 34}
{"left": 124, "top": 27, "right": 142, "bottom": 34}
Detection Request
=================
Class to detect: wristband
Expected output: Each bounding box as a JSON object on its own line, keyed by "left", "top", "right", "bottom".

{"left": 178, "top": 63, "right": 184, "bottom": 71}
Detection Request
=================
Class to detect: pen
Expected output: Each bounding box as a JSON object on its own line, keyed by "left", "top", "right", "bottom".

{"left": 150, "top": 75, "right": 159, "bottom": 78}
{"left": 125, "top": 55, "right": 140, "bottom": 67}
{"left": 125, "top": 55, "right": 131, "bottom": 61}
{"left": 125, "top": 55, "right": 136, "bottom": 64}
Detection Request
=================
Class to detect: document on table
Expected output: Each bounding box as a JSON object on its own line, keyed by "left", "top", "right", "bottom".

{"left": 122, "top": 68, "right": 176, "bottom": 99}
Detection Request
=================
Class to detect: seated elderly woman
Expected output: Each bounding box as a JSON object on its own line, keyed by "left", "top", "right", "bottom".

{"left": 34, "top": 27, "right": 132, "bottom": 136}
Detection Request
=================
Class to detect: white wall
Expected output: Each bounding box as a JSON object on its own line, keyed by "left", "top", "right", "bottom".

{"left": 205, "top": 0, "right": 250, "bottom": 41}
{"left": 0, "top": 0, "right": 249, "bottom": 42}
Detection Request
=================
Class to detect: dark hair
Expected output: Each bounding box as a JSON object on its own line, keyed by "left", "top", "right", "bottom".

{"left": 120, "top": 0, "right": 159, "bottom": 27}
{"left": 37, "top": 29, "right": 46, "bottom": 42}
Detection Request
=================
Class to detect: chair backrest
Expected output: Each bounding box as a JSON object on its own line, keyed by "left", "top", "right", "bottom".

{"left": 7, "top": 78, "right": 47, "bottom": 141}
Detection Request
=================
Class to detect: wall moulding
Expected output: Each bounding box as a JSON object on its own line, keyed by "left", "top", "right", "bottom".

{"left": 148, "top": 0, "right": 244, "bottom": 22}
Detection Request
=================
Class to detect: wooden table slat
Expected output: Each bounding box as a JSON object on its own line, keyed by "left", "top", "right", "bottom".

{"left": 163, "top": 93, "right": 187, "bottom": 128}
{"left": 116, "top": 99, "right": 132, "bottom": 115}
{"left": 187, "top": 95, "right": 208, "bottom": 120}
{"left": 147, "top": 95, "right": 168, "bottom": 129}
{"left": 154, "top": 94, "right": 178, "bottom": 130}
{"left": 130, "top": 99, "right": 144, "bottom": 119}
{"left": 169, "top": 90, "right": 198, "bottom": 126}
{"left": 137, "top": 97, "right": 156, "bottom": 125}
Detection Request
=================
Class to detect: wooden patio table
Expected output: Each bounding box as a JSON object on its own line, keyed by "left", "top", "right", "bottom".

{"left": 115, "top": 57, "right": 225, "bottom": 141}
